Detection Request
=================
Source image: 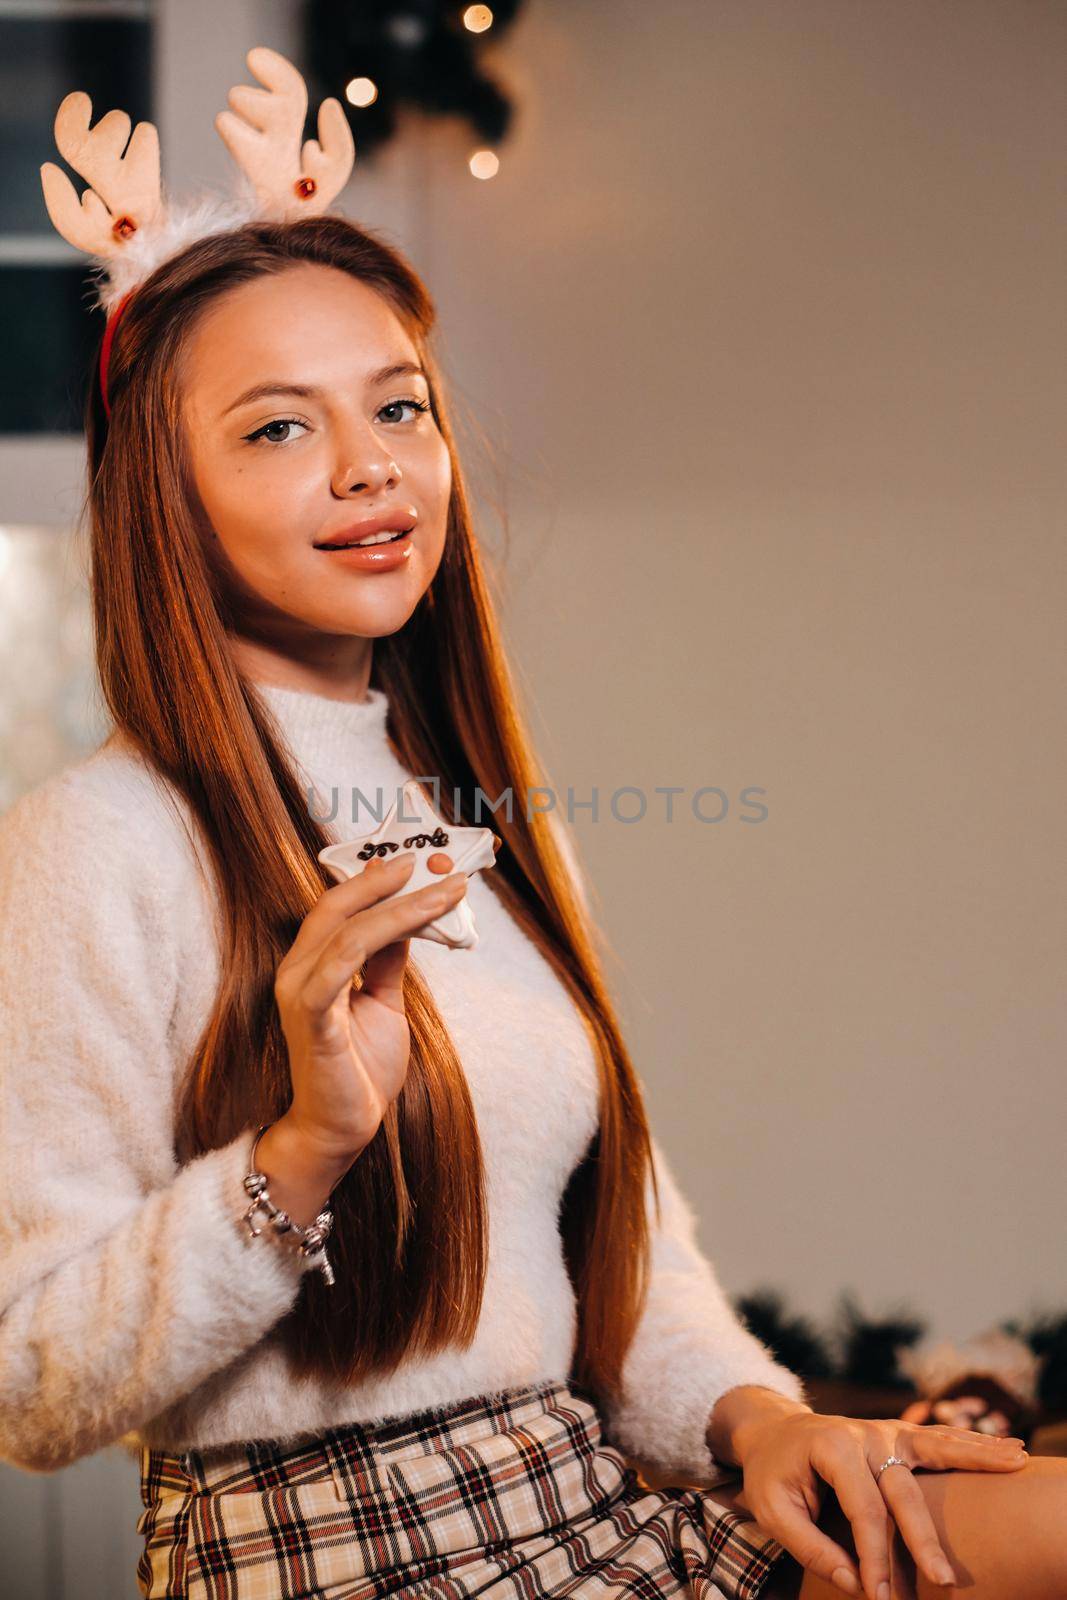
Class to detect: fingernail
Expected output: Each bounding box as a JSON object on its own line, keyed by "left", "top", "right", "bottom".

{"left": 831, "top": 1571, "right": 859, "bottom": 1596}
{"left": 878, "top": 1583, "right": 890, "bottom": 1600}
{"left": 934, "top": 1558, "right": 955, "bottom": 1584}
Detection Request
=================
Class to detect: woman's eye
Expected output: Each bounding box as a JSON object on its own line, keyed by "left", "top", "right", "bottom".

{"left": 245, "top": 418, "right": 309, "bottom": 446}
{"left": 379, "top": 398, "right": 431, "bottom": 423}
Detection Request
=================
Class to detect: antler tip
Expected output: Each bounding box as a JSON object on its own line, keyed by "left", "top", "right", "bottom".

{"left": 246, "top": 43, "right": 279, "bottom": 69}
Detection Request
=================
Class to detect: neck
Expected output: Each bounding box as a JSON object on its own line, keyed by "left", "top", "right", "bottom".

{"left": 230, "top": 634, "right": 374, "bottom": 704}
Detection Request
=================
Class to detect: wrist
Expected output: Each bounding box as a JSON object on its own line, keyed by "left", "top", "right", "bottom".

{"left": 706, "top": 1385, "right": 813, "bottom": 1469}
{"left": 242, "top": 1120, "right": 337, "bottom": 1286}
{"left": 282, "top": 1110, "right": 374, "bottom": 1170}
{"left": 257, "top": 1115, "right": 354, "bottom": 1223}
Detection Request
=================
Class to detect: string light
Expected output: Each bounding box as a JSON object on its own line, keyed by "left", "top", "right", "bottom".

{"left": 344, "top": 76, "right": 379, "bottom": 107}
{"left": 463, "top": 5, "right": 494, "bottom": 31}
{"left": 468, "top": 149, "right": 499, "bottom": 180}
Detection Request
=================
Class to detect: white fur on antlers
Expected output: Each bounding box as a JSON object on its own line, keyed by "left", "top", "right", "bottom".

{"left": 215, "top": 46, "right": 355, "bottom": 221}
{"left": 40, "top": 93, "right": 163, "bottom": 260}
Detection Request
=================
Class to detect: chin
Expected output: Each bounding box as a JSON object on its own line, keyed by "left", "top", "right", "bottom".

{"left": 315, "top": 595, "right": 425, "bottom": 638}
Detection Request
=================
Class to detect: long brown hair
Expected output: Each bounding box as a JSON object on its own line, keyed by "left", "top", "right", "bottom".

{"left": 82, "top": 214, "right": 659, "bottom": 1405}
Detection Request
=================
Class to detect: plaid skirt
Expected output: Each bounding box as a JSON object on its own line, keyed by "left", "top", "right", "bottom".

{"left": 136, "top": 1377, "right": 791, "bottom": 1599}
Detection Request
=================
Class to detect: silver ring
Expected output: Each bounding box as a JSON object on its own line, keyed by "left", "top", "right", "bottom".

{"left": 876, "top": 1454, "right": 912, "bottom": 1483}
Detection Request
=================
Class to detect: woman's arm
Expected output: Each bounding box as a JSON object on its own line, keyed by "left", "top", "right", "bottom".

{"left": 707, "top": 1382, "right": 813, "bottom": 1468}
{"left": 598, "top": 1133, "right": 809, "bottom": 1482}
{"left": 0, "top": 772, "right": 320, "bottom": 1473}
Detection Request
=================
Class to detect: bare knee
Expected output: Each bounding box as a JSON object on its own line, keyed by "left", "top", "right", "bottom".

{"left": 913, "top": 1456, "right": 1067, "bottom": 1600}
{"left": 710, "top": 1457, "right": 1067, "bottom": 1600}
{"left": 800, "top": 1456, "right": 1067, "bottom": 1600}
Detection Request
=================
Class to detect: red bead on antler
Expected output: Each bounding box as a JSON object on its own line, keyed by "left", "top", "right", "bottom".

{"left": 214, "top": 47, "right": 354, "bottom": 221}
{"left": 40, "top": 90, "right": 162, "bottom": 261}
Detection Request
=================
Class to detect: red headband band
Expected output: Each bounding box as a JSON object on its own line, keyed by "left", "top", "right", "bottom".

{"left": 98, "top": 289, "right": 135, "bottom": 419}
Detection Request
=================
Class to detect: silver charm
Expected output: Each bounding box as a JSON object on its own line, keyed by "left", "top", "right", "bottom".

{"left": 240, "top": 1124, "right": 337, "bottom": 1285}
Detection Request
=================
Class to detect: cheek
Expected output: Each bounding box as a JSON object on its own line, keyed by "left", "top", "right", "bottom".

{"left": 197, "top": 452, "right": 317, "bottom": 571}
{"left": 415, "top": 435, "right": 453, "bottom": 528}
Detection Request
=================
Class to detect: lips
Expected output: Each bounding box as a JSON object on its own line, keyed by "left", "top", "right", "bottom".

{"left": 314, "top": 513, "right": 417, "bottom": 549}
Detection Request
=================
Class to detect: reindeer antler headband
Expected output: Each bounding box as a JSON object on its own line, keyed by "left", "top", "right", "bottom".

{"left": 39, "top": 45, "right": 356, "bottom": 418}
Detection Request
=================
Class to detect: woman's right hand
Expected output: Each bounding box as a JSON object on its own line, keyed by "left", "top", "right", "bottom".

{"left": 272, "top": 852, "right": 468, "bottom": 1166}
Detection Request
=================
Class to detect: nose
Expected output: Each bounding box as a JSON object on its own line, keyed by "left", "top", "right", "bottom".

{"left": 331, "top": 439, "right": 402, "bottom": 498}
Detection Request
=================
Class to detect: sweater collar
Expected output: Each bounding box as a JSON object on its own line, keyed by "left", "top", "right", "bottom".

{"left": 253, "top": 678, "right": 390, "bottom": 740}
{"left": 252, "top": 678, "right": 393, "bottom": 789}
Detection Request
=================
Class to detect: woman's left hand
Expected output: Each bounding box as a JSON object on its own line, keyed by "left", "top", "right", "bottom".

{"left": 730, "top": 1400, "right": 1029, "bottom": 1599}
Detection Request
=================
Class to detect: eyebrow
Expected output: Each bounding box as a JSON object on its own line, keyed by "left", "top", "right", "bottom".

{"left": 222, "top": 363, "right": 428, "bottom": 417}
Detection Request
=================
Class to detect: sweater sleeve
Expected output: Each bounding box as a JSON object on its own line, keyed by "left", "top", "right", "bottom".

{"left": 599, "top": 1134, "right": 809, "bottom": 1482}
{"left": 0, "top": 770, "right": 317, "bottom": 1474}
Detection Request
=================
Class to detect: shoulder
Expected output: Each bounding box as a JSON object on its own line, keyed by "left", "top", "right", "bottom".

{"left": 0, "top": 731, "right": 211, "bottom": 934}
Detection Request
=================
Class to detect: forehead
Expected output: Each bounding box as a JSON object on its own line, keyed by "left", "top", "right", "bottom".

{"left": 181, "top": 263, "right": 418, "bottom": 412}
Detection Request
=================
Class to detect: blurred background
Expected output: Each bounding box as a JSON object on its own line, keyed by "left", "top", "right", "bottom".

{"left": 2, "top": 0, "right": 1064, "bottom": 1594}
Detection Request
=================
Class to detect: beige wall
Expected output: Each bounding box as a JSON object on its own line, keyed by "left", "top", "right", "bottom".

{"left": 6, "top": 0, "right": 1065, "bottom": 1350}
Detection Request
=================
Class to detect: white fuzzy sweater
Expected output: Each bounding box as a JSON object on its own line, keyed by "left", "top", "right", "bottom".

{"left": 0, "top": 681, "right": 805, "bottom": 1478}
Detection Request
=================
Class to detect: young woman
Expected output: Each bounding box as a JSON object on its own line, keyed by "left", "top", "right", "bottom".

{"left": 2, "top": 74, "right": 1065, "bottom": 1600}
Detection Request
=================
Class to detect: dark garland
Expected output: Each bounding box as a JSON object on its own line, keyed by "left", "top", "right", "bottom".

{"left": 737, "top": 1284, "right": 1067, "bottom": 1412}
{"left": 302, "top": 0, "right": 527, "bottom": 160}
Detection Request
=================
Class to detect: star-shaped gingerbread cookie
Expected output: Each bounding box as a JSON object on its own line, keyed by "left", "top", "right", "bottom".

{"left": 317, "top": 779, "right": 497, "bottom": 950}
